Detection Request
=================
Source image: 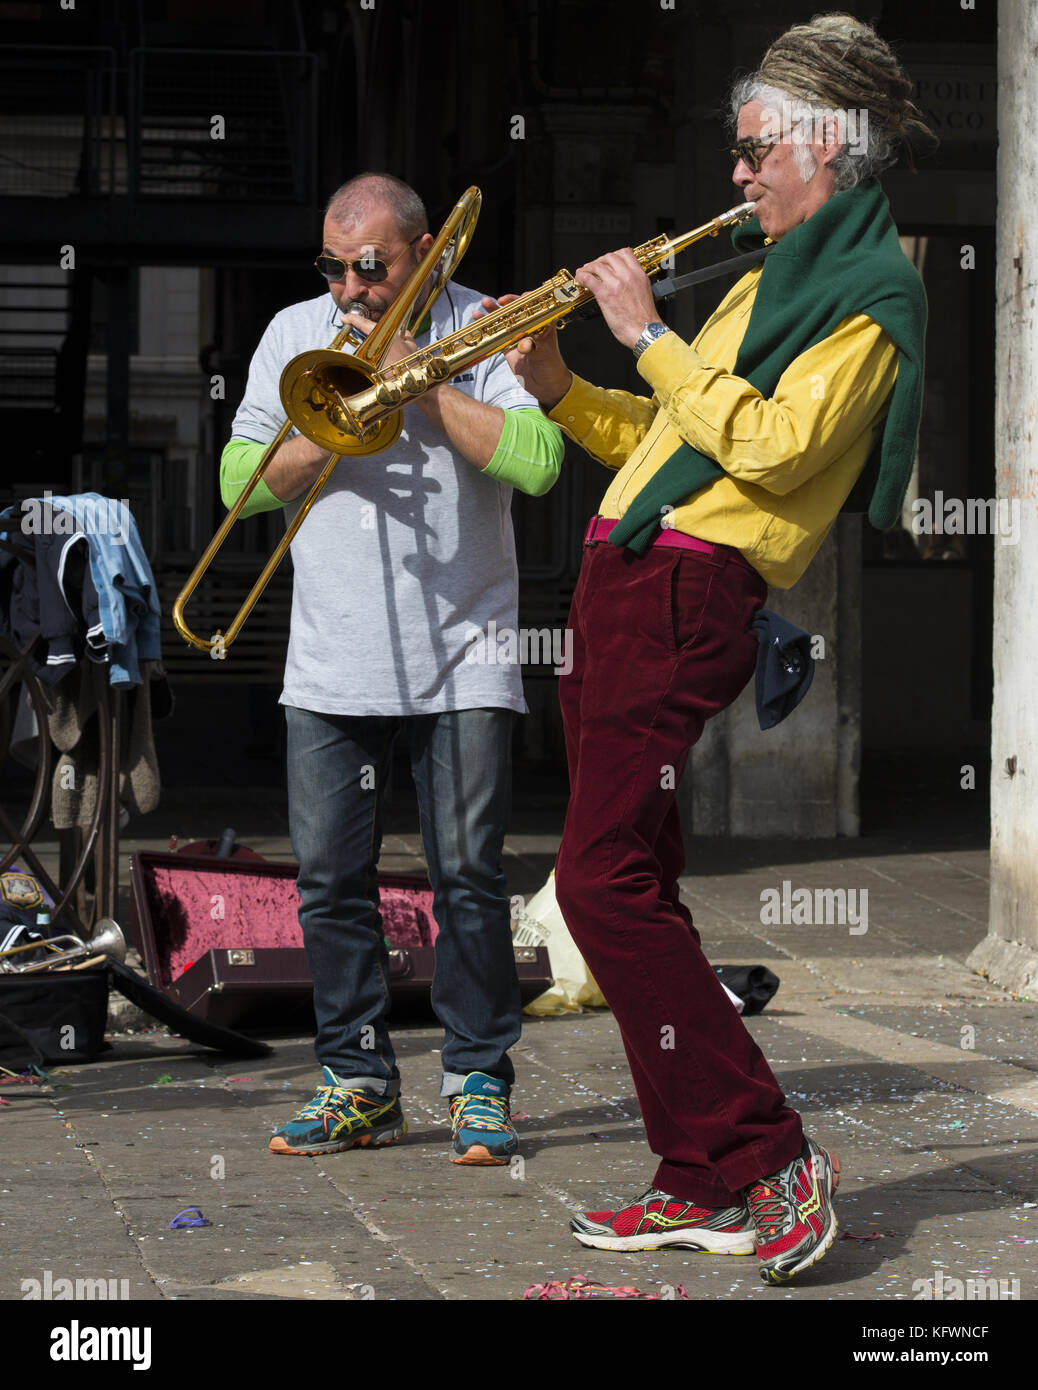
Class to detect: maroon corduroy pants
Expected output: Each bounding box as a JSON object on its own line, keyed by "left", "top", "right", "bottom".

{"left": 555, "top": 534, "right": 804, "bottom": 1206}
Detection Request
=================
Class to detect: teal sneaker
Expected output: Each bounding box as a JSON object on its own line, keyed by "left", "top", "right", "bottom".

{"left": 448, "top": 1071, "right": 519, "bottom": 1165}
{"left": 269, "top": 1066, "right": 406, "bottom": 1156}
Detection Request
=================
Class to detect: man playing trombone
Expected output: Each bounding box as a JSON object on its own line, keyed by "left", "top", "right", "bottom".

{"left": 505, "top": 14, "right": 933, "bottom": 1283}
{"left": 222, "top": 173, "right": 563, "bottom": 1164}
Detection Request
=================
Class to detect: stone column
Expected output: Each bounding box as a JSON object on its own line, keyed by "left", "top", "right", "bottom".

{"left": 967, "top": 0, "right": 1038, "bottom": 994}
{"left": 687, "top": 518, "right": 861, "bottom": 841}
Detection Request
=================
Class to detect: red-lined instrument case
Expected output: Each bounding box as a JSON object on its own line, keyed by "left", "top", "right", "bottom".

{"left": 128, "top": 851, "right": 551, "bottom": 1033}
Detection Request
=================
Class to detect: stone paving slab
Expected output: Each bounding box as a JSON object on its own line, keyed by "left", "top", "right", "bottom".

{"left": 850, "top": 1004, "right": 1038, "bottom": 1066}
{"left": 6, "top": 826, "right": 1037, "bottom": 1310}
{"left": 6, "top": 1004, "right": 1037, "bottom": 1304}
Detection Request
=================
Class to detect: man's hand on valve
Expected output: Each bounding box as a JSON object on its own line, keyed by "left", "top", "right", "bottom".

{"left": 341, "top": 311, "right": 420, "bottom": 370}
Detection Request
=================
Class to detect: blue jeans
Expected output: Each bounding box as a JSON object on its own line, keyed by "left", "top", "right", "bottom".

{"left": 284, "top": 706, "right": 520, "bottom": 1097}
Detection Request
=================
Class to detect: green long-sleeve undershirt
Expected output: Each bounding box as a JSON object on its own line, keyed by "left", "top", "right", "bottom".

{"left": 220, "top": 407, "right": 563, "bottom": 519}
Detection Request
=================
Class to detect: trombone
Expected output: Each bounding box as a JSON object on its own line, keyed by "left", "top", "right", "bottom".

{"left": 173, "top": 194, "right": 756, "bottom": 655}
{"left": 172, "top": 186, "right": 482, "bottom": 654}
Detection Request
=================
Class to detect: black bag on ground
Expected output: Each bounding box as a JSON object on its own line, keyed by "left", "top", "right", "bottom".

{"left": 0, "top": 970, "right": 110, "bottom": 1065}
{"left": 0, "top": 1009, "right": 46, "bottom": 1072}
{"left": 0, "top": 962, "right": 272, "bottom": 1067}
{"left": 714, "top": 965, "right": 781, "bottom": 1016}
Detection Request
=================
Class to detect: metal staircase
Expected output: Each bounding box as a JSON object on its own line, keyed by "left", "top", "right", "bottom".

{"left": 130, "top": 48, "right": 312, "bottom": 202}
{"left": 0, "top": 43, "right": 317, "bottom": 256}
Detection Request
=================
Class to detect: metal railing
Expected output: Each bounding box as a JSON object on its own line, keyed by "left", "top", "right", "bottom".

{"left": 0, "top": 349, "right": 60, "bottom": 410}
{"left": 0, "top": 45, "right": 316, "bottom": 204}
{"left": 0, "top": 46, "right": 121, "bottom": 197}
{"left": 129, "top": 48, "right": 315, "bottom": 202}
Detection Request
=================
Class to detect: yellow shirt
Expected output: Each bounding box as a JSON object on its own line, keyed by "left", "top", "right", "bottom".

{"left": 548, "top": 266, "right": 899, "bottom": 589}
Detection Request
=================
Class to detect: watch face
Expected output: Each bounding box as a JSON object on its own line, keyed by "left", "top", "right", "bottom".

{"left": 635, "top": 323, "right": 667, "bottom": 357}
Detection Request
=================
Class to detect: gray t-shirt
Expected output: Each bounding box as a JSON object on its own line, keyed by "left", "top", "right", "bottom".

{"left": 231, "top": 283, "right": 536, "bottom": 717}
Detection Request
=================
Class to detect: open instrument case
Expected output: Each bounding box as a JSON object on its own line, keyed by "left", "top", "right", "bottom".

{"left": 129, "top": 850, "right": 552, "bottom": 1035}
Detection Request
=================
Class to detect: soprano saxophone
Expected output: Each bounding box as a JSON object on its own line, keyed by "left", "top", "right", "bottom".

{"left": 279, "top": 200, "right": 757, "bottom": 457}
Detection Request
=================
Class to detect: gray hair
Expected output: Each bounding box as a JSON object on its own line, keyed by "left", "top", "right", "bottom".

{"left": 325, "top": 173, "right": 428, "bottom": 238}
{"left": 729, "top": 77, "right": 896, "bottom": 191}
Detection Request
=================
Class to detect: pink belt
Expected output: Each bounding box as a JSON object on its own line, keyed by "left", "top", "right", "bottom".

{"left": 583, "top": 515, "right": 758, "bottom": 575}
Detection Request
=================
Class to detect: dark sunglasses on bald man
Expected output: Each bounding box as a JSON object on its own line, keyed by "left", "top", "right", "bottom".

{"left": 314, "top": 235, "right": 421, "bottom": 284}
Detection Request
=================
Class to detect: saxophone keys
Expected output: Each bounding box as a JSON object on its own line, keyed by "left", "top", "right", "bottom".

{"left": 553, "top": 280, "right": 581, "bottom": 304}
{"left": 375, "top": 381, "right": 403, "bottom": 407}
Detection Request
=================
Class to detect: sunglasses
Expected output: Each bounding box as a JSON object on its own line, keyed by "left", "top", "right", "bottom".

{"left": 314, "top": 235, "right": 421, "bottom": 284}
{"left": 728, "top": 137, "right": 779, "bottom": 173}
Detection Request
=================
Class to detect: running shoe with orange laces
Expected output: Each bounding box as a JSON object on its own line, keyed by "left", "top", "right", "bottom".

{"left": 448, "top": 1071, "right": 519, "bottom": 1165}
{"left": 269, "top": 1066, "right": 406, "bottom": 1155}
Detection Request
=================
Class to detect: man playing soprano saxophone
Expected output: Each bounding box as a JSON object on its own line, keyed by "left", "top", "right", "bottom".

{"left": 503, "top": 14, "right": 933, "bottom": 1283}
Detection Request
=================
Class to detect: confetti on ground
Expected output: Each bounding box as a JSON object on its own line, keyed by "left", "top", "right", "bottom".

{"left": 840, "top": 1231, "right": 883, "bottom": 1242}
{"left": 522, "top": 1277, "right": 689, "bottom": 1300}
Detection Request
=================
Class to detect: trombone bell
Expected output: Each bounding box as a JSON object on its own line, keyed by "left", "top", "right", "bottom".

{"left": 279, "top": 351, "right": 404, "bottom": 456}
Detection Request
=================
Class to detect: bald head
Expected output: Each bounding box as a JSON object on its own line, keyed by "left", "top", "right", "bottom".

{"left": 325, "top": 173, "right": 428, "bottom": 239}
{"left": 318, "top": 175, "right": 435, "bottom": 324}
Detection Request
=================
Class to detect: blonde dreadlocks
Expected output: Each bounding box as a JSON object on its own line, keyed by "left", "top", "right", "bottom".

{"left": 730, "top": 12, "right": 938, "bottom": 188}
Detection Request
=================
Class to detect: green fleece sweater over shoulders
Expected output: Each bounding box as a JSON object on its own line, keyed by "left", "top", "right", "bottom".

{"left": 609, "top": 179, "right": 927, "bottom": 554}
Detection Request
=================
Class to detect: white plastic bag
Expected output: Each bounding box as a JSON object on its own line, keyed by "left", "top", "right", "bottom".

{"left": 511, "top": 871, "right": 745, "bottom": 1016}
{"left": 511, "top": 870, "right": 607, "bottom": 1015}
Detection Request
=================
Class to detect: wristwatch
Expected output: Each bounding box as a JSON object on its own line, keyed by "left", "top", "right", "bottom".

{"left": 632, "top": 321, "right": 669, "bottom": 360}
